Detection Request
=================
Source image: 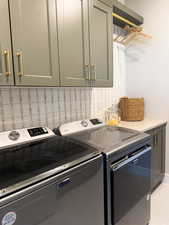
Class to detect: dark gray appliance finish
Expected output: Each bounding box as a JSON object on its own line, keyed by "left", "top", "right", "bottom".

{"left": 0, "top": 127, "right": 104, "bottom": 225}
{"left": 70, "top": 127, "right": 151, "bottom": 225}
{"left": 146, "top": 123, "right": 166, "bottom": 192}
{"left": 0, "top": 135, "right": 100, "bottom": 198}
{"left": 56, "top": 122, "right": 151, "bottom": 225}
{"left": 69, "top": 126, "right": 150, "bottom": 160}
{"left": 0, "top": 155, "right": 104, "bottom": 225}
{"left": 111, "top": 145, "right": 151, "bottom": 225}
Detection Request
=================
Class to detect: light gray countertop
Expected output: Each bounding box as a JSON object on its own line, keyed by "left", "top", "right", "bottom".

{"left": 119, "top": 119, "right": 167, "bottom": 132}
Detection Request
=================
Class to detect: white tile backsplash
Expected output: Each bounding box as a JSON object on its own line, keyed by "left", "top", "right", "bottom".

{"left": 0, "top": 87, "right": 111, "bottom": 131}
{"left": 0, "top": 87, "right": 88, "bottom": 131}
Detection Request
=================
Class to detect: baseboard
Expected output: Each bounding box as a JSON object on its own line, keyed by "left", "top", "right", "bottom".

{"left": 163, "top": 173, "right": 169, "bottom": 184}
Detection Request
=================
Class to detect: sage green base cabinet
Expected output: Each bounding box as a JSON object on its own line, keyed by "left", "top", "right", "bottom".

{"left": 0, "top": 0, "right": 14, "bottom": 85}
{"left": 146, "top": 124, "right": 166, "bottom": 192}
{"left": 9, "top": 0, "right": 60, "bottom": 86}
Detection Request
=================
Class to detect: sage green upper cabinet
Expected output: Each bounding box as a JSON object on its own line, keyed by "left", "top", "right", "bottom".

{"left": 57, "top": 0, "right": 113, "bottom": 87}
{"left": 98, "top": 0, "right": 112, "bottom": 7}
{"left": 0, "top": 0, "right": 14, "bottom": 85}
{"left": 1, "top": 0, "right": 113, "bottom": 87}
{"left": 57, "top": 0, "right": 90, "bottom": 87}
{"left": 89, "top": 0, "right": 113, "bottom": 87}
{"left": 9, "top": 0, "right": 60, "bottom": 86}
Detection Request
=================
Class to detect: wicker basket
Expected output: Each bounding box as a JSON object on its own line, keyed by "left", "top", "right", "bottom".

{"left": 119, "top": 97, "right": 144, "bottom": 121}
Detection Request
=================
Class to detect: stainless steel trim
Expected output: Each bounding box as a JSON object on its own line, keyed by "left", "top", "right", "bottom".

{"left": 111, "top": 146, "right": 151, "bottom": 171}
{"left": 0, "top": 152, "right": 100, "bottom": 199}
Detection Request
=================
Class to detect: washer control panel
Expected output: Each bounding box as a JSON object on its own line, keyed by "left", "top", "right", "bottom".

{"left": 59, "top": 118, "right": 105, "bottom": 136}
{"left": 0, "top": 127, "right": 54, "bottom": 150}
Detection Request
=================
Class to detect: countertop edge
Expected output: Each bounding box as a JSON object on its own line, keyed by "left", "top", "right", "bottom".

{"left": 119, "top": 120, "right": 167, "bottom": 132}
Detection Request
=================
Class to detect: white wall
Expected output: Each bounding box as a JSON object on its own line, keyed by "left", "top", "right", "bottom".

{"left": 91, "top": 43, "right": 126, "bottom": 119}
{"left": 125, "top": 0, "right": 169, "bottom": 173}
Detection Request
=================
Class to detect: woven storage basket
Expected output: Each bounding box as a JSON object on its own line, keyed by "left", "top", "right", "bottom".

{"left": 119, "top": 97, "right": 144, "bottom": 121}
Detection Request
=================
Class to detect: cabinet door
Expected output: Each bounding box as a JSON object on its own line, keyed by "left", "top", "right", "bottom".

{"left": 156, "top": 127, "right": 165, "bottom": 179}
{"left": 57, "top": 0, "right": 90, "bottom": 86}
{"left": 161, "top": 126, "right": 166, "bottom": 175}
{"left": 0, "top": 0, "right": 14, "bottom": 85}
{"left": 146, "top": 129, "right": 157, "bottom": 191}
{"left": 147, "top": 126, "right": 166, "bottom": 192}
{"left": 89, "top": 0, "right": 113, "bottom": 87}
{"left": 9, "top": 0, "right": 60, "bottom": 86}
{"left": 153, "top": 129, "right": 162, "bottom": 188}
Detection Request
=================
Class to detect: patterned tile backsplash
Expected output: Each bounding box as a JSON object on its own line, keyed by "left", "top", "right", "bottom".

{"left": 0, "top": 87, "right": 117, "bottom": 131}
{"left": 0, "top": 43, "right": 126, "bottom": 132}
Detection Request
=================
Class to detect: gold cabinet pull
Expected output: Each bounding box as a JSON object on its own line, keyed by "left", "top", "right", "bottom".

{"left": 91, "top": 65, "right": 96, "bottom": 81}
{"left": 16, "top": 52, "right": 24, "bottom": 76}
{"left": 84, "top": 64, "right": 91, "bottom": 81}
{"left": 3, "top": 50, "right": 11, "bottom": 76}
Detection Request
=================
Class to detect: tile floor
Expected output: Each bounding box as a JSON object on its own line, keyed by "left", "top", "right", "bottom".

{"left": 150, "top": 183, "right": 169, "bottom": 225}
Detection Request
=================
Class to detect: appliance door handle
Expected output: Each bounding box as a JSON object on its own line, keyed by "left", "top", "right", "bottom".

{"left": 58, "top": 178, "right": 71, "bottom": 188}
{"left": 111, "top": 146, "right": 151, "bottom": 171}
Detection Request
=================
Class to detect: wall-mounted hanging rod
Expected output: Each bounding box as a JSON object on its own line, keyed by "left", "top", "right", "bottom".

{"left": 113, "top": 13, "right": 152, "bottom": 46}
{"left": 113, "top": 13, "right": 139, "bottom": 28}
{"left": 113, "top": 0, "right": 143, "bottom": 28}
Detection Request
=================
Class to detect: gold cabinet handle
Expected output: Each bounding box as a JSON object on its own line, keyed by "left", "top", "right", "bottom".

{"left": 91, "top": 65, "right": 96, "bottom": 81}
{"left": 3, "top": 50, "right": 11, "bottom": 76}
{"left": 16, "top": 52, "right": 24, "bottom": 76}
{"left": 84, "top": 64, "right": 91, "bottom": 81}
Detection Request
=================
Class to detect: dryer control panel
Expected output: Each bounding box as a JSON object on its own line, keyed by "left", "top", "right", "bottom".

{"left": 59, "top": 118, "right": 105, "bottom": 136}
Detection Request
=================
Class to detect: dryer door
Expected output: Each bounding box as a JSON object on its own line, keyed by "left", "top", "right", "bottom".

{"left": 111, "top": 146, "right": 151, "bottom": 225}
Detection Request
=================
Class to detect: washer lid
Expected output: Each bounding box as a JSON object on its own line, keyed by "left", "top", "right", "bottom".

{"left": 0, "top": 135, "right": 99, "bottom": 197}
{"left": 69, "top": 126, "right": 148, "bottom": 154}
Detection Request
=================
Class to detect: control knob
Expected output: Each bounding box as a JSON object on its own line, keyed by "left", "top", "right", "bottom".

{"left": 81, "top": 120, "right": 88, "bottom": 127}
{"left": 8, "top": 131, "right": 20, "bottom": 141}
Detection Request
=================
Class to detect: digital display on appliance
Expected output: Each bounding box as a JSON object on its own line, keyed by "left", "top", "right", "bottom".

{"left": 28, "top": 127, "right": 48, "bottom": 137}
